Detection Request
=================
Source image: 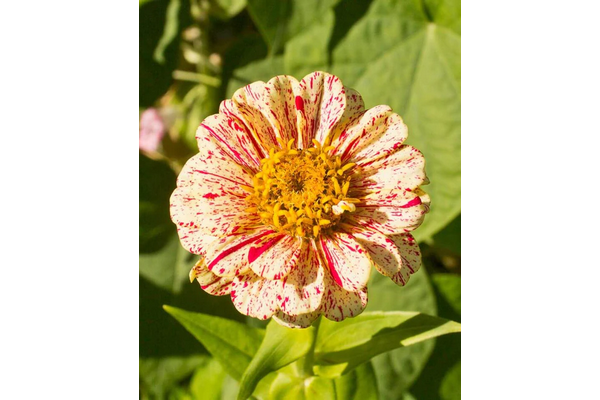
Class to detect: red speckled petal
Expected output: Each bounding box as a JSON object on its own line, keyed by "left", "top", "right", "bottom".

{"left": 388, "top": 233, "right": 423, "bottom": 286}
{"left": 219, "top": 99, "right": 268, "bottom": 159}
{"left": 327, "top": 87, "right": 365, "bottom": 146}
{"left": 346, "top": 227, "right": 417, "bottom": 286}
{"left": 348, "top": 190, "right": 431, "bottom": 235}
{"left": 231, "top": 82, "right": 280, "bottom": 152}
{"left": 197, "top": 114, "right": 262, "bottom": 171}
{"left": 296, "top": 72, "right": 346, "bottom": 148}
{"left": 247, "top": 233, "right": 302, "bottom": 280}
{"left": 190, "top": 258, "right": 234, "bottom": 295}
{"left": 170, "top": 146, "right": 259, "bottom": 251}
{"left": 263, "top": 75, "right": 302, "bottom": 147}
{"left": 279, "top": 242, "right": 325, "bottom": 316}
{"left": 351, "top": 145, "right": 428, "bottom": 196}
{"left": 231, "top": 270, "right": 282, "bottom": 320}
{"left": 320, "top": 266, "right": 368, "bottom": 322}
{"left": 332, "top": 106, "right": 408, "bottom": 165}
{"left": 203, "top": 228, "right": 274, "bottom": 277}
{"left": 318, "top": 233, "right": 371, "bottom": 292}
{"left": 272, "top": 310, "right": 321, "bottom": 329}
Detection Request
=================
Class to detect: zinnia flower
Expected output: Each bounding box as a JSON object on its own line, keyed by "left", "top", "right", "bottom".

{"left": 170, "top": 72, "right": 430, "bottom": 328}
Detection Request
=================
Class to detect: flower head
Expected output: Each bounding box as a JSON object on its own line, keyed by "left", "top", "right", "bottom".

{"left": 170, "top": 72, "right": 430, "bottom": 328}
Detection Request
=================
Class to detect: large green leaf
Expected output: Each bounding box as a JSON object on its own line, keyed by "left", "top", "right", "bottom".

{"left": 226, "top": 56, "right": 286, "bottom": 98}
{"left": 268, "top": 373, "right": 336, "bottom": 400}
{"left": 410, "top": 273, "right": 461, "bottom": 400}
{"left": 313, "top": 311, "right": 460, "bottom": 377}
{"left": 329, "top": 0, "right": 461, "bottom": 241}
{"left": 189, "top": 356, "right": 228, "bottom": 400}
{"left": 247, "top": 0, "right": 339, "bottom": 54}
{"left": 367, "top": 268, "right": 437, "bottom": 399}
{"left": 139, "top": 355, "right": 206, "bottom": 399}
{"left": 164, "top": 306, "right": 265, "bottom": 381}
{"left": 237, "top": 320, "right": 317, "bottom": 400}
{"left": 333, "top": 361, "right": 379, "bottom": 400}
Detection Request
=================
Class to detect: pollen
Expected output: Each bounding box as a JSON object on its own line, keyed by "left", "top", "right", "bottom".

{"left": 246, "top": 141, "right": 358, "bottom": 239}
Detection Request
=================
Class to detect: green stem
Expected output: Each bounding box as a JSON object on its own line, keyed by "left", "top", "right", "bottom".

{"left": 172, "top": 70, "right": 221, "bottom": 87}
{"left": 296, "top": 316, "right": 321, "bottom": 377}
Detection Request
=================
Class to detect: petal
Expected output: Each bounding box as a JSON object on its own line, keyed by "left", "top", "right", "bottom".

{"left": 296, "top": 72, "right": 346, "bottom": 148}
{"left": 351, "top": 145, "right": 428, "bottom": 195}
{"left": 348, "top": 189, "right": 430, "bottom": 235}
{"left": 219, "top": 99, "right": 268, "bottom": 159}
{"left": 332, "top": 106, "right": 408, "bottom": 165}
{"left": 170, "top": 149, "right": 259, "bottom": 250}
{"left": 320, "top": 266, "right": 368, "bottom": 322}
{"left": 327, "top": 87, "right": 365, "bottom": 146}
{"left": 280, "top": 242, "right": 325, "bottom": 316}
{"left": 272, "top": 310, "right": 321, "bottom": 329}
{"left": 190, "top": 258, "right": 234, "bottom": 295}
{"left": 388, "top": 233, "right": 423, "bottom": 286}
{"left": 197, "top": 114, "right": 262, "bottom": 171}
{"left": 231, "top": 82, "right": 280, "bottom": 153}
{"left": 346, "top": 227, "right": 417, "bottom": 286}
{"left": 170, "top": 187, "right": 259, "bottom": 239}
{"left": 174, "top": 139, "right": 253, "bottom": 193}
{"left": 318, "top": 232, "right": 371, "bottom": 292}
{"left": 262, "top": 75, "right": 302, "bottom": 147}
{"left": 231, "top": 271, "right": 282, "bottom": 320}
{"left": 248, "top": 233, "right": 302, "bottom": 280}
{"left": 204, "top": 228, "right": 274, "bottom": 277}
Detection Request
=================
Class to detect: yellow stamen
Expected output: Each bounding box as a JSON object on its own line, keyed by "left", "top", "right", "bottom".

{"left": 245, "top": 143, "right": 358, "bottom": 239}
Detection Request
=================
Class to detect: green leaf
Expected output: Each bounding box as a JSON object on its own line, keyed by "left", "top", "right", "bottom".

{"left": 247, "top": 0, "right": 339, "bottom": 54}
{"left": 440, "top": 361, "right": 461, "bottom": 400}
{"left": 153, "top": 0, "right": 184, "bottom": 64}
{"left": 139, "top": 355, "right": 206, "bottom": 399}
{"left": 139, "top": 0, "right": 189, "bottom": 106}
{"left": 139, "top": 234, "right": 191, "bottom": 294}
{"left": 367, "top": 267, "right": 437, "bottom": 398}
{"left": 189, "top": 356, "right": 228, "bottom": 400}
{"left": 269, "top": 373, "right": 336, "bottom": 400}
{"left": 431, "top": 214, "right": 461, "bottom": 255}
{"left": 314, "top": 311, "right": 460, "bottom": 377}
{"left": 139, "top": 153, "right": 177, "bottom": 253}
{"left": 431, "top": 273, "right": 461, "bottom": 317}
{"left": 237, "top": 320, "right": 317, "bottom": 400}
{"left": 210, "top": 0, "right": 247, "bottom": 19}
{"left": 163, "top": 306, "right": 265, "bottom": 381}
{"left": 329, "top": 0, "right": 461, "bottom": 241}
{"left": 410, "top": 273, "right": 461, "bottom": 400}
{"left": 333, "top": 361, "right": 379, "bottom": 400}
{"left": 226, "top": 56, "right": 286, "bottom": 98}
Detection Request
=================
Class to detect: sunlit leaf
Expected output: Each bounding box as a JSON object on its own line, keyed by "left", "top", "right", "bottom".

{"left": 314, "top": 311, "right": 460, "bottom": 377}
{"left": 189, "top": 356, "right": 228, "bottom": 400}
{"left": 237, "top": 320, "right": 316, "bottom": 400}
{"left": 164, "top": 306, "right": 265, "bottom": 380}
{"left": 367, "top": 268, "right": 437, "bottom": 398}
{"left": 329, "top": 0, "right": 461, "bottom": 241}
{"left": 269, "top": 373, "right": 336, "bottom": 400}
{"left": 333, "top": 361, "right": 379, "bottom": 400}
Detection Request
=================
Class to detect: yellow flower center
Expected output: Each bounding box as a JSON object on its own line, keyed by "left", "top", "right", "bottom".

{"left": 246, "top": 139, "right": 359, "bottom": 239}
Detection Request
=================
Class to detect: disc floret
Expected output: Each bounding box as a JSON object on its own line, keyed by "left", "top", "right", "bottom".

{"left": 246, "top": 139, "right": 359, "bottom": 239}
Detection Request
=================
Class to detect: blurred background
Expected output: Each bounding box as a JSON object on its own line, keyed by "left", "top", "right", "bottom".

{"left": 139, "top": 0, "right": 460, "bottom": 398}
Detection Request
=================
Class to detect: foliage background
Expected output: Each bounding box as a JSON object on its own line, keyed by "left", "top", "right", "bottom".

{"left": 139, "top": 0, "right": 460, "bottom": 398}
